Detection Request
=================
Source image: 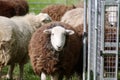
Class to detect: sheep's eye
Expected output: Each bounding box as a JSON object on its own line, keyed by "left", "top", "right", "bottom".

{"left": 42, "top": 20, "right": 50, "bottom": 23}
{"left": 42, "top": 20, "right": 47, "bottom": 23}
{"left": 64, "top": 33, "right": 67, "bottom": 36}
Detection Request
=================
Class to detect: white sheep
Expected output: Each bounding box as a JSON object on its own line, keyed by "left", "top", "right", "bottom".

{"left": 105, "top": 6, "right": 117, "bottom": 27}
{"left": 61, "top": 7, "right": 84, "bottom": 28}
{"left": 0, "top": 13, "right": 51, "bottom": 80}
{"left": 29, "top": 21, "right": 83, "bottom": 80}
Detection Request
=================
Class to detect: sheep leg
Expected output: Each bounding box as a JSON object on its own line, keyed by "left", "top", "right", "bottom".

{"left": 19, "top": 63, "right": 24, "bottom": 80}
{"left": 41, "top": 72, "right": 47, "bottom": 80}
{"left": 65, "top": 76, "right": 72, "bottom": 80}
{"left": 58, "top": 74, "right": 63, "bottom": 80}
{"left": 51, "top": 74, "right": 59, "bottom": 80}
{"left": 6, "top": 64, "right": 15, "bottom": 80}
{"left": 78, "top": 75, "right": 82, "bottom": 80}
{"left": 51, "top": 74, "right": 63, "bottom": 80}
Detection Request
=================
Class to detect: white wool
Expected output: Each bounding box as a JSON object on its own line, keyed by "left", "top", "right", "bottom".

{"left": 61, "top": 8, "right": 85, "bottom": 27}
{"left": 106, "top": 6, "right": 117, "bottom": 27}
{"left": 11, "top": 13, "right": 52, "bottom": 31}
{"left": 0, "top": 17, "right": 16, "bottom": 41}
{"left": 0, "top": 13, "right": 52, "bottom": 66}
{"left": 0, "top": 12, "right": 51, "bottom": 80}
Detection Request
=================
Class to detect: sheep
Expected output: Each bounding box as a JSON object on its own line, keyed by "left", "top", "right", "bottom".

{"left": 105, "top": 6, "right": 117, "bottom": 27}
{"left": 0, "top": 0, "right": 29, "bottom": 18}
{"left": 61, "top": 7, "right": 84, "bottom": 27}
{"left": 103, "top": 11, "right": 118, "bottom": 76}
{"left": 41, "top": 4, "right": 76, "bottom": 21}
{"left": 0, "top": 13, "right": 52, "bottom": 80}
{"left": 28, "top": 21, "right": 83, "bottom": 80}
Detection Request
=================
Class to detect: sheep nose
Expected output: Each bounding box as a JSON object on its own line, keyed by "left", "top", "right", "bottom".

{"left": 57, "top": 46, "right": 61, "bottom": 49}
{"left": 57, "top": 46, "right": 60, "bottom": 49}
{"left": 110, "top": 24, "right": 113, "bottom": 27}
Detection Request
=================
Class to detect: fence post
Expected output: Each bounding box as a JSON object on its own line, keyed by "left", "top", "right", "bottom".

{"left": 83, "top": 0, "right": 87, "bottom": 80}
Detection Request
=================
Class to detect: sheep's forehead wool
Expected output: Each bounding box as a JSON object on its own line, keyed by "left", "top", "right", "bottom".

{"left": 52, "top": 26, "right": 66, "bottom": 34}
{"left": 106, "top": 6, "right": 117, "bottom": 26}
{"left": 50, "top": 26, "right": 66, "bottom": 51}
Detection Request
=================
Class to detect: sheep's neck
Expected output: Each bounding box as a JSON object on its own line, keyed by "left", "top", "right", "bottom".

{"left": 52, "top": 50, "right": 64, "bottom": 61}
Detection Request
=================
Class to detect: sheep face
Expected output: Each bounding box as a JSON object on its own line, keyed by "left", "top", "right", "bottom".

{"left": 35, "top": 13, "right": 52, "bottom": 28}
{"left": 44, "top": 26, "right": 74, "bottom": 51}
{"left": 107, "top": 11, "right": 117, "bottom": 26}
{"left": 106, "top": 6, "right": 117, "bottom": 27}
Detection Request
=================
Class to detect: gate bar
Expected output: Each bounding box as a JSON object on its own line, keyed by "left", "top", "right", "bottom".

{"left": 87, "top": 0, "right": 92, "bottom": 80}
{"left": 94, "top": 0, "right": 98, "bottom": 80}
{"left": 83, "top": 0, "right": 87, "bottom": 79}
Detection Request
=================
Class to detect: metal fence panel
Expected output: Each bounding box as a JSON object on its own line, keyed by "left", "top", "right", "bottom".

{"left": 88, "top": 0, "right": 120, "bottom": 80}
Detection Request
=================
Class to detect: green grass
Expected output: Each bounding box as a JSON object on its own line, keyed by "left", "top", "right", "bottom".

{"left": 0, "top": 62, "right": 78, "bottom": 80}
{"left": 28, "top": 0, "right": 83, "bottom": 14}
{"left": 0, "top": 62, "right": 40, "bottom": 80}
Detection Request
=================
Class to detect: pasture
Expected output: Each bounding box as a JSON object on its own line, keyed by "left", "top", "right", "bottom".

{"left": 0, "top": 0, "right": 83, "bottom": 80}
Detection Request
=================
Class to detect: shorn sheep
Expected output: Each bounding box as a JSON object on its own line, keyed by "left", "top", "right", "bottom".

{"left": 0, "top": 0, "right": 29, "bottom": 17}
{"left": 0, "top": 13, "right": 51, "bottom": 80}
{"left": 41, "top": 4, "right": 76, "bottom": 21}
{"left": 29, "top": 21, "right": 83, "bottom": 80}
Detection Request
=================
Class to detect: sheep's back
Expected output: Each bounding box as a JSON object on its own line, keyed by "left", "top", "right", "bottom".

{"left": 41, "top": 4, "right": 76, "bottom": 21}
{"left": 0, "top": 0, "right": 29, "bottom": 18}
{"left": 61, "top": 8, "right": 84, "bottom": 27}
{"left": 0, "top": 16, "right": 30, "bottom": 67}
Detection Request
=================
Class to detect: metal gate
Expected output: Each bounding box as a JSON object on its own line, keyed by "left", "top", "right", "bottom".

{"left": 87, "top": 0, "right": 120, "bottom": 80}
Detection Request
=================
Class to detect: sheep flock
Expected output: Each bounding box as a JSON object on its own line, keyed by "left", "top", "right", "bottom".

{"left": 0, "top": 0, "right": 86, "bottom": 80}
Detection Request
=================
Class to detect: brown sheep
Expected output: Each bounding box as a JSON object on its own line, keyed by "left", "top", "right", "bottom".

{"left": 41, "top": 4, "right": 76, "bottom": 21}
{"left": 0, "top": 0, "right": 29, "bottom": 18}
{"left": 61, "top": 7, "right": 88, "bottom": 77}
{"left": 29, "top": 21, "right": 83, "bottom": 80}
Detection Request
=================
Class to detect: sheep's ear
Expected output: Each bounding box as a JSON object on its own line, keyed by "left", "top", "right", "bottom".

{"left": 66, "top": 30, "right": 74, "bottom": 35}
{"left": 43, "top": 29, "right": 51, "bottom": 34}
